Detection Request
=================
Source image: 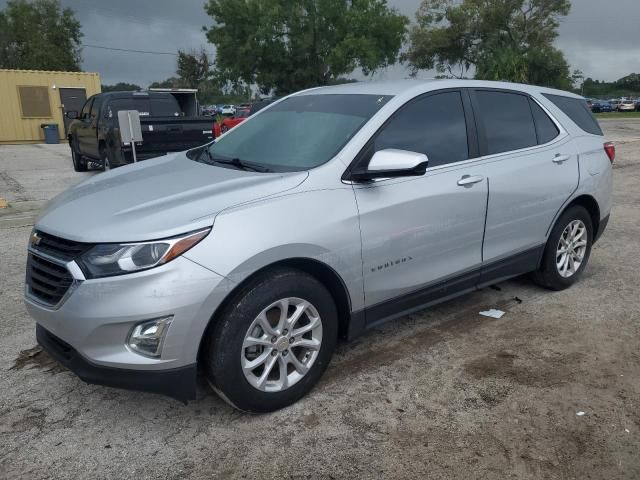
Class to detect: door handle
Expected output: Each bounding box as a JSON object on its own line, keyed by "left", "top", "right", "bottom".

{"left": 553, "top": 154, "right": 570, "bottom": 164}
{"left": 457, "top": 175, "right": 484, "bottom": 187}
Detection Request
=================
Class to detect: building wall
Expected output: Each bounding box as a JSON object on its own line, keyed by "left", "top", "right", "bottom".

{"left": 0, "top": 69, "right": 101, "bottom": 144}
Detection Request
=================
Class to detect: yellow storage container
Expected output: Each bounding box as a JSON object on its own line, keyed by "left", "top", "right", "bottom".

{"left": 0, "top": 69, "right": 101, "bottom": 144}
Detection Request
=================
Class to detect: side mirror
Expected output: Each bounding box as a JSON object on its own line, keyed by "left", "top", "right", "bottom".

{"left": 351, "top": 149, "right": 428, "bottom": 182}
{"left": 65, "top": 110, "right": 79, "bottom": 119}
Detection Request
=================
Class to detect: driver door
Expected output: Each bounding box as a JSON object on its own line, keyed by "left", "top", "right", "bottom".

{"left": 351, "top": 90, "right": 488, "bottom": 323}
{"left": 76, "top": 97, "right": 94, "bottom": 155}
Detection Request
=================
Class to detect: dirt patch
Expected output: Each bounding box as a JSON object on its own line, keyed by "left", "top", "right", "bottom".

{"left": 10, "top": 346, "right": 66, "bottom": 374}
{"left": 463, "top": 350, "right": 585, "bottom": 387}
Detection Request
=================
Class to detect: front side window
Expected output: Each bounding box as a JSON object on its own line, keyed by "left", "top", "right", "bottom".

{"left": 199, "top": 94, "right": 391, "bottom": 172}
{"left": 80, "top": 97, "right": 93, "bottom": 119}
{"left": 372, "top": 91, "right": 469, "bottom": 168}
{"left": 475, "top": 91, "right": 537, "bottom": 155}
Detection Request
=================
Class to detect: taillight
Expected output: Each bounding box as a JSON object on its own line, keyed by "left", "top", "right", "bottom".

{"left": 604, "top": 142, "right": 615, "bottom": 163}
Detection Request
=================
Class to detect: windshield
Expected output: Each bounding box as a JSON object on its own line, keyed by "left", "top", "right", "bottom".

{"left": 196, "top": 94, "right": 391, "bottom": 172}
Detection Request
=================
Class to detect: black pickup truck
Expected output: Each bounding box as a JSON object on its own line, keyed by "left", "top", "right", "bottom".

{"left": 66, "top": 91, "right": 214, "bottom": 171}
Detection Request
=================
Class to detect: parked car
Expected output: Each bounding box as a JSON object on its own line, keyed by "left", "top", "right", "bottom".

{"left": 201, "top": 104, "right": 218, "bottom": 116}
{"left": 636, "top": 99, "right": 640, "bottom": 112}
{"left": 238, "top": 103, "right": 252, "bottom": 109}
{"left": 598, "top": 100, "right": 613, "bottom": 113}
{"left": 214, "top": 108, "right": 250, "bottom": 136}
{"left": 66, "top": 91, "right": 214, "bottom": 171}
{"left": 220, "top": 105, "right": 236, "bottom": 115}
{"left": 27, "top": 80, "right": 612, "bottom": 412}
{"left": 590, "top": 100, "right": 612, "bottom": 113}
{"left": 609, "top": 99, "right": 621, "bottom": 110}
{"left": 618, "top": 99, "right": 636, "bottom": 112}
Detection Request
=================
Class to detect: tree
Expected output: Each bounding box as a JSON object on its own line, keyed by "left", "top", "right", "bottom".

{"left": 204, "top": 0, "right": 408, "bottom": 95}
{"left": 0, "top": 0, "right": 82, "bottom": 71}
{"left": 406, "top": 0, "right": 572, "bottom": 88}
{"left": 102, "top": 82, "right": 141, "bottom": 92}
{"left": 177, "top": 49, "right": 210, "bottom": 88}
{"left": 149, "top": 77, "right": 182, "bottom": 89}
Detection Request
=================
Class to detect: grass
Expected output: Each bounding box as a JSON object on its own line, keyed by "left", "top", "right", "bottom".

{"left": 595, "top": 111, "right": 640, "bottom": 119}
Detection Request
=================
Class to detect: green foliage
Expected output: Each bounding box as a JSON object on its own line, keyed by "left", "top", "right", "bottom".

{"left": 101, "top": 82, "right": 141, "bottom": 92}
{"left": 0, "top": 0, "right": 82, "bottom": 71}
{"left": 149, "top": 77, "right": 183, "bottom": 89}
{"left": 204, "top": 0, "right": 408, "bottom": 95}
{"left": 406, "top": 0, "right": 572, "bottom": 89}
{"left": 177, "top": 49, "right": 210, "bottom": 88}
{"left": 583, "top": 74, "right": 640, "bottom": 98}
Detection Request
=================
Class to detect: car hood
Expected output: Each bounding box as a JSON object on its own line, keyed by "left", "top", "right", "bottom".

{"left": 36, "top": 152, "right": 308, "bottom": 243}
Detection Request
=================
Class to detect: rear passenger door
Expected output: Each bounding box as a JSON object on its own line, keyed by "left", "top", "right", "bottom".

{"left": 468, "top": 89, "right": 579, "bottom": 283}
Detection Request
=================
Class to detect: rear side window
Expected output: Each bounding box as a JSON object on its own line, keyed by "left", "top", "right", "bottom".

{"left": 542, "top": 94, "right": 603, "bottom": 136}
{"left": 529, "top": 99, "right": 560, "bottom": 144}
{"left": 475, "top": 91, "right": 537, "bottom": 155}
{"left": 373, "top": 91, "right": 469, "bottom": 168}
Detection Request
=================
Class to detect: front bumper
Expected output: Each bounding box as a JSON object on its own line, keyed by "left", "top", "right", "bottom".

{"left": 37, "top": 324, "right": 197, "bottom": 402}
{"left": 26, "top": 255, "right": 234, "bottom": 400}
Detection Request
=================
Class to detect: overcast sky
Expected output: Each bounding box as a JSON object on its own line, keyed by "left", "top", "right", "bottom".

{"left": 2, "top": 0, "right": 639, "bottom": 86}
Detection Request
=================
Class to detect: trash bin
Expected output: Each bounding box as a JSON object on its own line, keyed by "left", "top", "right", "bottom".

{"left": 40, "top": 123, "right": 60, "bottom": 144}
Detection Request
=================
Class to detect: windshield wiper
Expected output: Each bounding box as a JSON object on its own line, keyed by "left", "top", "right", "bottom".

{"left": 199, "top": 147, "right": 272, "bottom": 172}
{"left": 213, "top": 156, "right": 272, "bottom": 173}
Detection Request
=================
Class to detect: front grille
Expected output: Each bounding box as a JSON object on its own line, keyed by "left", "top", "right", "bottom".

{"left": 32, "top": 231, "right": 89, "bottom": 262}
{"left": 26, "top": 253, "right": 74, "bottom": 306}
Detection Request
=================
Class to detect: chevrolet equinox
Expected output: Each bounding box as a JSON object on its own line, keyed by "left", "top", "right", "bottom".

{"left": 25, "top": 80, "right": 613, "bottom": 412}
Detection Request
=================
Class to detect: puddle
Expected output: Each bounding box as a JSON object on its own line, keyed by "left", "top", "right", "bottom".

{"left": 10, "top": 346, "right": 66, "bottom": 374}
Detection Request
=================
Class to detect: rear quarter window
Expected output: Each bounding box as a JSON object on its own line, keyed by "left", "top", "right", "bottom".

{"left": 542, "top": 94, "right": 603, "bottom": 136}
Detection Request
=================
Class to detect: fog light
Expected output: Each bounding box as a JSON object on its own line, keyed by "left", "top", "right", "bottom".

{"left": 127, "top": 316, "right": 173, "bottom": 357}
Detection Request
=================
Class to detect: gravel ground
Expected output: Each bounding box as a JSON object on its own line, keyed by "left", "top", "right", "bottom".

{"left": 1, "top": 120, "right": 639, "bottom": 479}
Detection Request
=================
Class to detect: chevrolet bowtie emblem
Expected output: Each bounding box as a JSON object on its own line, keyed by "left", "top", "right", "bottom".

{"left": 30, "top": 231, "right": 42, "bottom": 248}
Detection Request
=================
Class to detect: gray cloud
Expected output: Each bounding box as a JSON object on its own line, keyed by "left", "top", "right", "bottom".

{"left": 1, "top": 0, "right": 638, "bottom": 85}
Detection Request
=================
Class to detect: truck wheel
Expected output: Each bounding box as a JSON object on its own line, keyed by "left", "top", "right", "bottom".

{"left": 71, "top": 142, "right": 88, "bottom": 172}
{"left": 204, "top": 268, "right": 338, "bottom": 413}
{"left": 99, "top": 145, "right": 110, "bottom": 171}
{"left": 532, "top": 205, "right": 593, "bottom": 291}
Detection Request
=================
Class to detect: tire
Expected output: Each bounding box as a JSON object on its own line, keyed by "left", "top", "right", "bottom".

{"left": 70, "top": 141, "right": 88, "bottom": 172}
{"left": 204, "top": 268, "right": 338, "bottom": 413}
{"left": 533, "top": 205, "right": 593, "bottom": 291}
{"left": 99, "top": 144, "right": 110, "bottom": 171}
{"left": 221, "top": 124, "right": 229, "bottom": 133}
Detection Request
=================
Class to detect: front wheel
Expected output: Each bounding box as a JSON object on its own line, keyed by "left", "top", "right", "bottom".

{"left": 99, "top": 145, "right": 111, "bottom": 171}
{"left": 71, "top": 142, "right": 88, "bottom": 172}
{"left": 533, "top": 205, "right": 593, "bottom": 290}
{"left": 204, "top": 268, "right": 338, "bottom": 412}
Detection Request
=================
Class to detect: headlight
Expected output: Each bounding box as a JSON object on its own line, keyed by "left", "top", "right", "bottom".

{"left": 79, "top": 228, "right": 210, "bottom": 278}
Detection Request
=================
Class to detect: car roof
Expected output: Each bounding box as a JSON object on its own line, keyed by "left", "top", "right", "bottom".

{"left": 294, "top": 78, "right": 584, "bottom": 100}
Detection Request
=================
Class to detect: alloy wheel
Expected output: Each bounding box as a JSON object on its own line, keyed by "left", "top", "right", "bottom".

{"left": 556, "top": 219, "right": 587, "bottom": 278}
{"left": 241, "top": 297, "right": 323, "bottom": 392}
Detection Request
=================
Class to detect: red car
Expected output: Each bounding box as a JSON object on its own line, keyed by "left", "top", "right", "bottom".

{"left": 214, "top": 109, "right": 250, "bottom": 136}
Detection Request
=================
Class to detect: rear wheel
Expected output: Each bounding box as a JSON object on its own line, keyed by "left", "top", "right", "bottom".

{"left": 204, "top": 268, "right": 338, "bottom": 412}
{"left": 70, "top": 141, "right": 88, "bottom": 172}
{"left": 533, "top": 205, "right": 593, "bottom": 290}
{"left": 221, "top": 124, "right": 229, "bottom": 133}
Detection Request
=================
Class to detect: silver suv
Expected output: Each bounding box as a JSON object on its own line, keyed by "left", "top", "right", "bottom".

{"left": 25, "top": 80, "right": 613, "bottom": 412}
